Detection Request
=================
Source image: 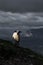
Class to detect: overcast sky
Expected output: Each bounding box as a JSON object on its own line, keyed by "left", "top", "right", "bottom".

{"left": 0, "top": 0, "right": 43, "bottom": 12}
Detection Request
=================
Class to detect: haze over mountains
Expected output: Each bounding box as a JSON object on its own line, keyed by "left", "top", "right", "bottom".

{"left": 0, "top": 0, "right": 43, "bottom": 12}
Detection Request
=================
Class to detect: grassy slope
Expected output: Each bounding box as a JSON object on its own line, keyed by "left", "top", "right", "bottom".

{"left": 0, "top": 39, "right": 43, "bottom": 65}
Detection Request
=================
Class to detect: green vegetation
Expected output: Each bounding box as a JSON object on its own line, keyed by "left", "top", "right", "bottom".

{"left": 0, "top": 39, "right": 43, "bottom": 65}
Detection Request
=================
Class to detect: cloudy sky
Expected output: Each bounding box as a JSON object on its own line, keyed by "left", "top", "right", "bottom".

{"left": 0, "top": 0, "right": 43, "bottom": 12}
{"left": 0, "top": 0, "right": 43, "bottom": 39}
{"left": 0, "top": 11, "right": 43, "bottom": 28}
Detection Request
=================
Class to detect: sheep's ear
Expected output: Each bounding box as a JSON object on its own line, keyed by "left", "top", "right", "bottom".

{"left": 18, "top": 31, "right": 22, "bottom": 34}
{"left": 14, "top": 30, "right": 16, "bottom": 32}
{"left": 19, "top": 31, "right": 22, "bottom": 33}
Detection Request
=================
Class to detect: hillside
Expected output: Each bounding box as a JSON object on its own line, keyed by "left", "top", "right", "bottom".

{"left": 0, "top": 39, "right": 43, "bottom": 65}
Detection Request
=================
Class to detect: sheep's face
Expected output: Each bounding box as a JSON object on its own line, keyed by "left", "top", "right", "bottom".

{"left": 17, "top": 31, "right": 21, "bottom": 34}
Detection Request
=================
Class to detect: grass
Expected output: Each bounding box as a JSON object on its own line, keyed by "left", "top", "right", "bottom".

{"left": 0, "top": 39, "right": 43, "bottom": 65}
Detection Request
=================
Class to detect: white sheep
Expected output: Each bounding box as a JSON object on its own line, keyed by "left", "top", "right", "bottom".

{"left": 12, "top": 30, "right": 21, "bottom": 46}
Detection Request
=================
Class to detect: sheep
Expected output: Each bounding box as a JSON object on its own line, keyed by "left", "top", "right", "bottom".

{"left": 12, "top": 30, "right": 21, "bottom": 46}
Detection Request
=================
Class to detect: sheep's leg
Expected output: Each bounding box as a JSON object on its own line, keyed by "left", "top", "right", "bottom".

{"left": 14, "top": 40, "right": 19, "bottom": 47}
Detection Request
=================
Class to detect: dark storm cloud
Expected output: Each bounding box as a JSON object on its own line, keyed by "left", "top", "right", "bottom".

{"left": 0, "top": 0, "right": 43, "bottom": 12}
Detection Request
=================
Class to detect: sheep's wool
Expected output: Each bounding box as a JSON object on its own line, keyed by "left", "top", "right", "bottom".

{"left": 12, "top": 32, "right": 19, "bottom": 41}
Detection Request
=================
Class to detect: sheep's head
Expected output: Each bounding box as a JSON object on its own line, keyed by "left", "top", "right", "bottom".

{"left": 14, "top": 30, "right": 21, "bottom": 34}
